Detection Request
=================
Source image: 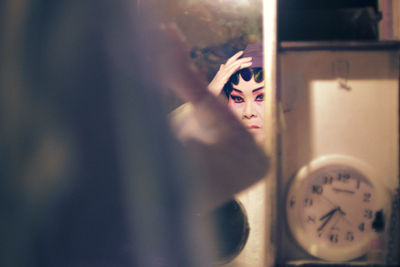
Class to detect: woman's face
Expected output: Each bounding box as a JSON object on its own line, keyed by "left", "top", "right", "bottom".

{"left": 227, "top": 75, "right": 265, "bottom": 144}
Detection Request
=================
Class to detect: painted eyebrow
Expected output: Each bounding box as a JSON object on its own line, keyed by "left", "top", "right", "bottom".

{"left": 232, "top": 86, "right": 264, "bottom": 94}
{"left": 252, "top": 86, "right": 264, "bottom": 93}
{"left": 231, "top": 89, "right": 243, "bottom": 94}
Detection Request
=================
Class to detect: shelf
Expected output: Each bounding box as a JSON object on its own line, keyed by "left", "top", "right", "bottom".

{"left": 279, "top": 41, "right": 400, "bottom": 51}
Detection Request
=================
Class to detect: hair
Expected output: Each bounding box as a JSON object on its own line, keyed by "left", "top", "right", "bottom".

{"left": 223, "top": 67, "right": 264, "bottom": 98}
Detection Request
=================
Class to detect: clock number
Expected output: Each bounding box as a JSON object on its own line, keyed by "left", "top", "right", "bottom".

{"left": 337, "top": 173, "right": 350, "bottom": 183}
{"left": 364, "top": 209, "right": 373, "bottom": 219}
{"left": 304, "top": 198, "right": 313, "bottom": 207}
{"left": 329, "top": 234, "right": 339, "bottom": 243}
{"left": 358, "top": 222, "right": 365, "bottom": 232}
{"left": 363, "top": 192, "right": 371, "bottom": 202}
{"left": 346, "top": 231, "right": 354, "bottom": 241}
{"left": 323, "top": 176, "right": 333, "bottom": 185}
{"left": 312, "top": 185, "right": 323, "bottom": 195}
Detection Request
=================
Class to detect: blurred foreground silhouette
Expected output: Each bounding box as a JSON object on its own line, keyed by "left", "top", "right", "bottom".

{"left": 0, "top": 1, "right": 268, "bottom": 266}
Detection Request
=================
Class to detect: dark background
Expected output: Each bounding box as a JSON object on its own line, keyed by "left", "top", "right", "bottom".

{"left": 278, "top": 0, "right": 379, "bottom": 41}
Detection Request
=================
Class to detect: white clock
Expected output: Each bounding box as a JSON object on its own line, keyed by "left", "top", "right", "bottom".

{"left": 286, "top": 155, "right": 389, "bottom": 262}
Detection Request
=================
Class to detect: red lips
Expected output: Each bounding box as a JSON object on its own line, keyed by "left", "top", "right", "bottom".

{"left": 248, "top": 125, "right": 260, "bottom": 129}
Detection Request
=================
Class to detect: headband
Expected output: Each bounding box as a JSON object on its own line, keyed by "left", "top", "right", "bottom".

{"left": 241, "top": 40, "right": 263, "bottom": 68}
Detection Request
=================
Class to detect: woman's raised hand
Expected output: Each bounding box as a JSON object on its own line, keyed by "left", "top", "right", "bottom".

{"left": 207, "top": 51, "right": 252, "bottom": 96}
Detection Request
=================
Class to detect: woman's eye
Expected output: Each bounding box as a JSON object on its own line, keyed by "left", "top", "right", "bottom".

{"left": 255, "top": 93, "right": 264, "bottom": 101}
{"left": 231, "top": 95, "right": 244, "bottom": 103}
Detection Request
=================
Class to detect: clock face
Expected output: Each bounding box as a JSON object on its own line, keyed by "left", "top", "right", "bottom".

{"left": 286, "top": 156, "right": 384, "bottom": 262}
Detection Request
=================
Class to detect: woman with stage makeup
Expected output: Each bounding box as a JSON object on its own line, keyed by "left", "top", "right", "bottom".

{"left": 170, "top": 41, "right": 265, "bottom": 146}
{"left": 169, "top": 41, "right": 267, "bottom": 263}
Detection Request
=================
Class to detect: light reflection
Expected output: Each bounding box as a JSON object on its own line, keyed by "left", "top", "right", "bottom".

{"left": 219, "top": 0, "right": 250, "bottom": 6}
{"left": 310, "top": 244, "right": 319, "bottom": 255}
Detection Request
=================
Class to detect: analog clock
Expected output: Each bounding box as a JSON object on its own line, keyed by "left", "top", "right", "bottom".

{"left": 286, "top": 155, "right": 388, "bottom": 262}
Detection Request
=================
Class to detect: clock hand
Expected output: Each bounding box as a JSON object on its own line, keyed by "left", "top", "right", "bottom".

{"left": 318, "top": 212, "right": 335, "bottom": 232}
{"left": 339, "top": 215, "right": 353, "bottom": 227}
{"left": 319, "top": 195, "right": 347, "bottom": 221}
{"left": 319, "top": 194, "right": 337, "bottom": 208}
{"left": 318, "top": 208, "right": 338, "bottom": 232}
{"left": 319, "top": 194, "right": 347, "bottom": 216}
{"left": 330, "top": 213, "right": 342, "bottom": 231}
{"left": 332, "top": 188, "right": 355, "bottom": 194}
{"left": 337, "top": 207, "right": 353, "bottom": 226}
{"left": 319, "top": 207, "right": 338, "bottom": 221}
{"left": 337, "top": 206, "right": 346, "bottom": 216}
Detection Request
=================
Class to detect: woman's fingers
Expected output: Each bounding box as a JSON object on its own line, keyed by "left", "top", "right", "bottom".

{"left": 220, "top": 58, "right": 252, "bottom": 77}
{"left": 221, "top": 57, "right": 251, "bottom": 74}
{"left": 225, "top": 55, "right": 252, "bottom": 69}
{"left": 208, "top": 53, "right": 253, "bottom": 96}
{"left": 239, "top": 62, "right": 253, "bottom": 69}
{"left": 225, "top": 50, "right": 244, "bottom": 65}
